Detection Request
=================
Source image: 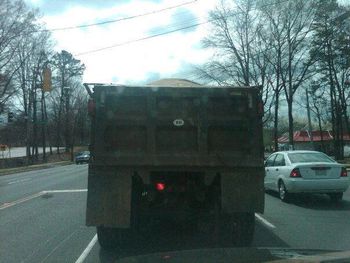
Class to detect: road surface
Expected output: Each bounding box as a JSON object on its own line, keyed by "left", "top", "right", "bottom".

{"left": 1, "top": 165, "right": 350, "bottom": 262}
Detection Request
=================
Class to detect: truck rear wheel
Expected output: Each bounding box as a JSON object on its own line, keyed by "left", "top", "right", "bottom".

{"left": 213, "top": 210, "right": 255, "bottom": 247}
{"left": 97, "top": 226, "right": 132, "bottom": 250}
{"left": 231, "top": 212, "right": 255, "bottom": 247}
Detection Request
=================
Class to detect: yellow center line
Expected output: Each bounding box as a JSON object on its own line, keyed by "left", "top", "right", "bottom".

{"left": 0, "top": 189, "right": 88, "bottom": 210}
{"left": 0, "top": 191, "right": 45, "bottom": 210}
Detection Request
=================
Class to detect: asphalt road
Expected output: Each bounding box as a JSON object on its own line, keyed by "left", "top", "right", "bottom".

{"left": 1, "top": 165, "right": 350, "bottom": 262}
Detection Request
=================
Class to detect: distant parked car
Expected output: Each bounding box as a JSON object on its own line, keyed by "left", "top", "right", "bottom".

{"left": 264, "top": 151, "right": 350, "bottom": 202}
{"left": 75, "top": 151, "right": 90, "bottom": 164}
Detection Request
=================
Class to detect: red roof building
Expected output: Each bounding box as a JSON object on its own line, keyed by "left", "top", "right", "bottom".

{"left": 278, "top": 130, "right": 334, "bottom": 143}
{"left": 277, "top": 130, "right": 350, "bottom": 154}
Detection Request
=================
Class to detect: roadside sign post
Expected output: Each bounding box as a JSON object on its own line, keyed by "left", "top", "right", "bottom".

{"left": 42, "top": 67, "right": 52, "bottom": 92}
{"left": 0, "top": 144, "right": 8, "bottom": 159}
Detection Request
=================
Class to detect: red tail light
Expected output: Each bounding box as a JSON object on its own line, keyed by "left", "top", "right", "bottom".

{"left": 341, "top": 167, "right": 348, "bottom": 177}
{"left": 290, "top": 168, "right": 301, "bottom": 178}
{"left": 155, "top": 182, "right": 165, "bottom": 191}
{"left": 88, "top": 99, "right": 95, "bottom": 116}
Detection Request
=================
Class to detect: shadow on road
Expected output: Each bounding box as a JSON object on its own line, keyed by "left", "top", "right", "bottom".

{"left": 98, "top": 219, "right": 289, "bottom": 262}
{"left": 292, "top": 194, "right": 350, "bottom": 211}
{"left": 266, "top": 190, "right": 350, "bottom": 211}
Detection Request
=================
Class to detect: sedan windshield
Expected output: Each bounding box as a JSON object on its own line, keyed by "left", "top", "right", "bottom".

{"left": 288, "top": 152, "right": 335, "bottom": 163}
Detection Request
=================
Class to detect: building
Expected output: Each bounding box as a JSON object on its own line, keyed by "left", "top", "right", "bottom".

{"left": 147, "top": 78, "right": 202, "bottom": 87}
{"left": 278, "top": 130, "right": 350, "bottom": 156}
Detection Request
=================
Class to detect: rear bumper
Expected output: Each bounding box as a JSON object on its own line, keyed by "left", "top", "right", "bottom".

{"left": 285, "top": 177, "right": 350, "bottom": 193}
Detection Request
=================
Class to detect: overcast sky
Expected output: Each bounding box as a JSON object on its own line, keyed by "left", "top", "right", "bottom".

{"left": 24, "top": 0, "right": 218, "bottom": 84}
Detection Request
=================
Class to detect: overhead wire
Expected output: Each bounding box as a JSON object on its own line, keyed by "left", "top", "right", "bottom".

{"left": 36, "top": 0, "right": 197, "bottom": 32}
{"left": 75, "top": 21, "right": 207, "bottom": 56}
{"left": 74, "top": 0, "right": 291, "bottom": 57}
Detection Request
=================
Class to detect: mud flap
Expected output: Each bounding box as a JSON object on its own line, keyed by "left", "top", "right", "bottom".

{"left": 86, "top": 167, "right": 132, "bottom": 228}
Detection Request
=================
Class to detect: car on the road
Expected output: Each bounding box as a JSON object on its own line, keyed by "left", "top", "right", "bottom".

{"left": 264, "top": 150, "right": 350, "bottom": 202}
{"left": 75, "top": 151, "right": 90, "bottom": 164}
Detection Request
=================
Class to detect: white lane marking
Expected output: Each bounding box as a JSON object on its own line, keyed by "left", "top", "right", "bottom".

{"left": 39, "top": 229, "right": 78, "bottom": 263}
{"left": 255, "top": 213, "right": 276, "bottom": 229}
{"left": 43, "top": 189, "right": 87, "bottom": 193}
{"left": 75, "top": 234, "right": 98, "bottom": 263}
{"left": 0, "top": 191, "right": 45, "bottom": 210}
{"left": 7, "top": 178, "right": 32, "bottom": 185}
{"left": 0, "top": 189, "right": 87, "bottom": 210}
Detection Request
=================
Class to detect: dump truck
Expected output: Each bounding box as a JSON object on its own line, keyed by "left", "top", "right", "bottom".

{"left": 84, "top": 81, "right": 265, "bottom": 249}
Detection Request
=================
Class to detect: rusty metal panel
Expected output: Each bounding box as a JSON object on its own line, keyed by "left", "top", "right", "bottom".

{"left": 221, "top": 168, "right": 265, "bottom": 213}
{"left": 208, "top": 125, "right": 249, "bottom": 153}
{"left": 156, "top": 127, "right": 198, "bottom": 153}
{"left": 86, "top": 167, "right": 132, "bottom": 227}
{"left": 103, "top": 125, "right": 147, "bottom": 153}
{"left": 93, "top": 154, "right": 263, "bottom": 168}
{"left": 92, "top": 85, "right": 263, "bottom": 168}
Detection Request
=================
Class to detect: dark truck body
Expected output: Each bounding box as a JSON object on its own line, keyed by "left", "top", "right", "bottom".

{"left": 85, "top": 83, "right": 265, "bottom": 248}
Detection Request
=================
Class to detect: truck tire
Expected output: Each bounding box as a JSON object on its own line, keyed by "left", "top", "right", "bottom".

{"left": 211, "top": 205, "right": 255, "bottom": 247}
{"left": 97, "top": 226, "right": 131, "bottom": 250}
{"left": 231, "top": 212, "right": 255, "bottom": 247}
{"left": 213, "top": 212, "right": 255, "bottom": 247}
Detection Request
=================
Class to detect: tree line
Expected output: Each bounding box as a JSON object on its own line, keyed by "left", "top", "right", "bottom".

{"left": 0, "top": 0, "right": 88, "bottom": 163}
{"left": 2, "top": 0, "right": 350, "bottom": 162}
{"left": 201, "top": 0, "right": 350, "bottom": 159}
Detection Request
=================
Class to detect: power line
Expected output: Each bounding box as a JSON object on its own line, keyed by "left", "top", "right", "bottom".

{"left": 75, "top": 0, "right": 290, "bottom": 57}
{"left": 39, "top": 0, "right": 197, "bottom": 32}
{"left": 75, "top": 21, "right": 207, "bottom": 56}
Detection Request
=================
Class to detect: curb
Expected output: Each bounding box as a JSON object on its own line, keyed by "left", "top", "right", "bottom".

{"left": 0, "top": 161, "right": 73, "bottom": 176}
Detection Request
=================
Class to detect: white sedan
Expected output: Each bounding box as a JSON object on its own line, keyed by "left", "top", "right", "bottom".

{"left": 264, "top": 150, "right": 350, "bottom": 202}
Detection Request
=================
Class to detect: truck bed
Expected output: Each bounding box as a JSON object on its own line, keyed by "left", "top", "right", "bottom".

{"left": 90, "top": 85, "right": 263, "bottom": 168}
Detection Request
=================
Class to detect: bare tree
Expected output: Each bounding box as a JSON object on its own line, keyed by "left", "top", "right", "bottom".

{"left": 0, "top": 0, "right": 38, "bottom": 108}
{"left": 200, "top": 0, "right": 316, "bottom": 151}
{"left": 70, "top": 82, "right": 90, "bottom": 148}
{"left": 51, "top": 50, "right": 85, "bottom": 156}
{"left": 13, "top": 27, "right": 52, "bottom": 162}
{"left": 264, "top": 1, "right": 316, "bottom": 149}
{"left": 199, "top": 0, "right": 274, "bottom": 123}
{"left": 258, "top": 4, "right": 288, "bottom": 151}
{"left": 310, "top": 0, "right": 350, "bottom": 159}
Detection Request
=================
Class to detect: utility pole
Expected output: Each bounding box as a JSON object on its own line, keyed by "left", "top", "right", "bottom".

{"left": 63, "top": 86, "right": 70, "bottom": 155}
{"left": 306, "top": 87, "right": 314, "bottom": 149}
{"left": 63, "top": 86, "right": 74, "bottom": 161}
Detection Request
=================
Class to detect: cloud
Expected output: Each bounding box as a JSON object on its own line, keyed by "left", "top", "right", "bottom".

{"left": 148, "top": 8, "right": 198, "bottom": 35}
{"left": 111, "top": 76, "right": 119, "bottom": 83}
{"left": 171, "top": 8, "right": 198, "bottom": 32}
{"left": 143, "top": 72, "right": 161, "bottom": 84}
{"left": 26, "top": 0, "right": 162, "bottom": 15}
{"left": 32, "top": 0, "right": 218, "bottom": 84}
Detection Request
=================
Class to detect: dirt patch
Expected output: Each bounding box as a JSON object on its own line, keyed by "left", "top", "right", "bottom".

{"left": 0, "top": 160, "right": 72, "bottom": 176}
{"left": 0, "top": 151, "right": 71, "bottom": 170}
